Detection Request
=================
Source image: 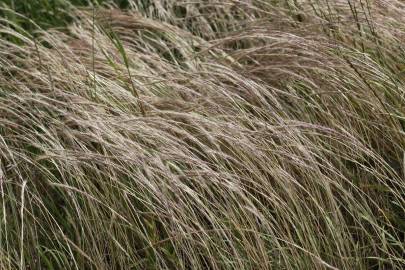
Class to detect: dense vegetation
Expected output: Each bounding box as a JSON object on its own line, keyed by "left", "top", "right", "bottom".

{"left": 0, "top": 0, "right": 404, "bottom": 269}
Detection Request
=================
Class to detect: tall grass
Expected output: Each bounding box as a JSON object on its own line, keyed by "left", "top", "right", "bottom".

{"left": 0, "top": 0, "right": 404, "bottom": 269}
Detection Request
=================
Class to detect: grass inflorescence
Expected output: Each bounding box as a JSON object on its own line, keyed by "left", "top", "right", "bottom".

{"left": 0, "top": 0, "right": 404, "bottom": 269}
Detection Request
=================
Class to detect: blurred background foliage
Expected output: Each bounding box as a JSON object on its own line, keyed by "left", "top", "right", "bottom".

{"left": 0, "top": 0, "right": 131, "bottom": 32}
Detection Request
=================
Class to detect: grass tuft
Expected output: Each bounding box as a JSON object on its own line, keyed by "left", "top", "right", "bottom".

{"left": 0, "top": 0, "right": 404, "bottom": 269}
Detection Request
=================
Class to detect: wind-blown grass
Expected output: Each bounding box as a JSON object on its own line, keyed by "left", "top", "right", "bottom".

{"left": 0, "top": 0, "right": 404, "bottom": 269}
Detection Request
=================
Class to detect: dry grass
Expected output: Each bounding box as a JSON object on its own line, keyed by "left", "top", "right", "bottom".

{"left": 0, "top": 0, "right": 404, "bottom": 269}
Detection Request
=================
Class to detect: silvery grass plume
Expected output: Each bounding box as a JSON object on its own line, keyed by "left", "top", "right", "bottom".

{"left": 0, "top": 0, "right": 404, "bottom": 269}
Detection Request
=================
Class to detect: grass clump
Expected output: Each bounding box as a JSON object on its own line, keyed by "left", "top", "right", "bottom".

{"left": 0, "top": 0, "right": 404, "bottom": 269}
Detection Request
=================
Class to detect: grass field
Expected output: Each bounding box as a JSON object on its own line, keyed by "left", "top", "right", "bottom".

{"left": 0, "top": 0, "right": 404, "bottom": 269}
